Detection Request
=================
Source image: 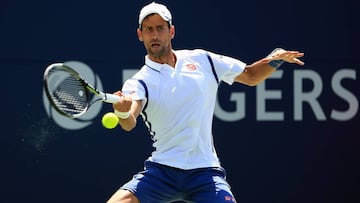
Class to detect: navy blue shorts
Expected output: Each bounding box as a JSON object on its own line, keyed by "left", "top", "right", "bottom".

{"left": 121, "top": 161, "right": 237, "bottom": 203}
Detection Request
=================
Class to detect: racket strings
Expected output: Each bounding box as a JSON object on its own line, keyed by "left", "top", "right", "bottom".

{"left": 48, "top": 73, "right": 88, "bottom": 116}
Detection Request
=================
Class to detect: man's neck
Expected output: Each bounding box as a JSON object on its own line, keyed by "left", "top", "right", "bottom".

{"left": 149, "top": 51, "right": 176, "bottom": 68}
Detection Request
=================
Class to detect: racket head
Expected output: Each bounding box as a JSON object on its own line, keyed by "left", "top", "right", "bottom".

{"left": 43, "top": 63, "right": 90, "bottom": 118}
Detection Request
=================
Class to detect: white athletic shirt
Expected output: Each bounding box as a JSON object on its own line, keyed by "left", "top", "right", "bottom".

{"left": 122, "top": 49, "right": 246, "bottom": 170}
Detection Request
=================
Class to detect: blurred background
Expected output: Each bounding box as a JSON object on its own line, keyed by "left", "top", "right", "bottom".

{"left": 1, "top": 0, "right": 359, "bottom": 202}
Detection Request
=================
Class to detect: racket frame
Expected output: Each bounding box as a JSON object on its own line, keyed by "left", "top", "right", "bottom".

{"left": 43, "top": 63, "right": 120, "bottom": 118}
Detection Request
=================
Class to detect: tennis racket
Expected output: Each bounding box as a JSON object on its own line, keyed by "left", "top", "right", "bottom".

{"left": 43, "top": 63, "right": 120, "bottom": 118}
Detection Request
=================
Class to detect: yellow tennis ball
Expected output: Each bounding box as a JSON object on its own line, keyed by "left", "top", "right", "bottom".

{"left": 101, "top": 112, "right": 119, "bottom": 129}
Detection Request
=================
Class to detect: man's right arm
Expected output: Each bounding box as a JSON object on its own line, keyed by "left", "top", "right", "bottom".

{"left": 112, "top": 91, "right": 143, "bottom": 132}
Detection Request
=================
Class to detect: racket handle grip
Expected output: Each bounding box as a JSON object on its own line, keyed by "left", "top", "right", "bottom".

{"left": 104, "top": 93, "right": 121, "bottom": 103}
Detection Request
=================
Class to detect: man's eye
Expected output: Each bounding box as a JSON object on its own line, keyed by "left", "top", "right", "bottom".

{"left": 143, "top": 26, "right": 165, "bottom": 32}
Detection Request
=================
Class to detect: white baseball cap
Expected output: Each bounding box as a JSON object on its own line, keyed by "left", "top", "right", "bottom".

{"left": 138, "top": 2, "right": 172, "bottom": 27}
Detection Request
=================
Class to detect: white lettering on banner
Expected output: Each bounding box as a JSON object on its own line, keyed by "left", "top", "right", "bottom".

{"left": 122, "top": 68, "right": 358, "bottom": 122}
{"left": 257, "top": 71, "right": 284, "bottom": 121}
{"left": 294, "top": 69, "right": 358, "bottom": 121}
{"left": 331, "top": 69, "right": 358, "bottom": 121}
{"left": 294, "top": 70, "right": 327, "bottom": 121}
{"left": 215, "top": 92, "right": 245, "bottom": 121}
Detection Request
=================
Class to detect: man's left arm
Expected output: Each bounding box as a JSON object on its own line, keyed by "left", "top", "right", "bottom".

{"left": 234, "top": 48, "right": 304, "bottom": 86}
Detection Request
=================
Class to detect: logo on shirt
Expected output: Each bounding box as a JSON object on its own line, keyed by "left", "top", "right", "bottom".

{"left": 224, "top": 196, "right": 237, "bottom": 202}
{"left": 186, "top": 63, "right": 197, "bottom": 71}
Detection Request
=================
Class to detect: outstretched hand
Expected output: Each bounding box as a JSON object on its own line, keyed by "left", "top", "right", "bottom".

{"left": 262, "top": 49, "right": 305, "bottom": 66}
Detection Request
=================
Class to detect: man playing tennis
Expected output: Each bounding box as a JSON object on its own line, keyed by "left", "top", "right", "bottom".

{"left": 107, "top": 2, "right": 304, "bottom": 203}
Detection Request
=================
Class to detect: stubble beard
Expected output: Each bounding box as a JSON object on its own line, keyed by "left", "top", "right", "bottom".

{"left": 147, "top": 43, "right": 171, "bottom": 60}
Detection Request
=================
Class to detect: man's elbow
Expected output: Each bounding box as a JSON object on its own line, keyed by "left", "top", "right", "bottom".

{"left": 242, "top": 78, "right": 263, "bottom": 87}
{"left": 234, "top": 69, "right": 264, "bottom": 87}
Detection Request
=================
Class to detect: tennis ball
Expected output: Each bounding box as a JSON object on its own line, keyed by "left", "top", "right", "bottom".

{"left": 101, "top": 112, "right": 119, "bottom": 129}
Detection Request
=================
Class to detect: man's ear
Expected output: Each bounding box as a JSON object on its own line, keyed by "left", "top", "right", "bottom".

{"left": 170, "top": 25, "right": 175, "bottom": 39}
{"left": 137, "top": 28, "right": 143, "bottom": 41}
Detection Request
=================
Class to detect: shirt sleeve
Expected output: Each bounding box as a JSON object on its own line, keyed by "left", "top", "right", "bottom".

{"left": 207, "top": 51, "right": 247, "bottom": 85}
{"left": 121, "top": 79, "right": 147, "bottom": 109}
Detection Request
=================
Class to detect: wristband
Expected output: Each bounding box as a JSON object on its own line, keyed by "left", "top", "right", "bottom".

{"left": 267, "top": 48, "right": 285, "bottom": 69}
{"left": 114, "top": 110, "right": 130, "bottom": 119}
{"left": 268, "top": 59, "right": 285, "bottom": 69}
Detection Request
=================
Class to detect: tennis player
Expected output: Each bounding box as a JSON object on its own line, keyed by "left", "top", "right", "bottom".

{"left": 107, "top": 2, "right": 304, "bottom": 203}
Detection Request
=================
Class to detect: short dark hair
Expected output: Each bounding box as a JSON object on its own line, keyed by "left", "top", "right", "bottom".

{"left": 139, "top": 13, "right": 172, "bottom": 30}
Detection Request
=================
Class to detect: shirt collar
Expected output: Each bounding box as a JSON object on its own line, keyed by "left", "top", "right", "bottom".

{"left": 144, "top": 51, "right": 178, "bottom": 71}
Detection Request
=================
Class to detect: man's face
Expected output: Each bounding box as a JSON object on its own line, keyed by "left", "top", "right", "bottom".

{"left": 137, "top": 14, "right": 175, "bottom": 58}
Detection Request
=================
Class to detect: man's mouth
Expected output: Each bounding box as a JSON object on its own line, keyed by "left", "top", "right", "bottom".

{"left": 151, "top": 42, "right": 160, "bottom": 48}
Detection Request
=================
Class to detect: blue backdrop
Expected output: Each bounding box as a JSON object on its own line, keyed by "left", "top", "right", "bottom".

{"left": 1, "top": 0, "right": 359, "bottom": 202}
